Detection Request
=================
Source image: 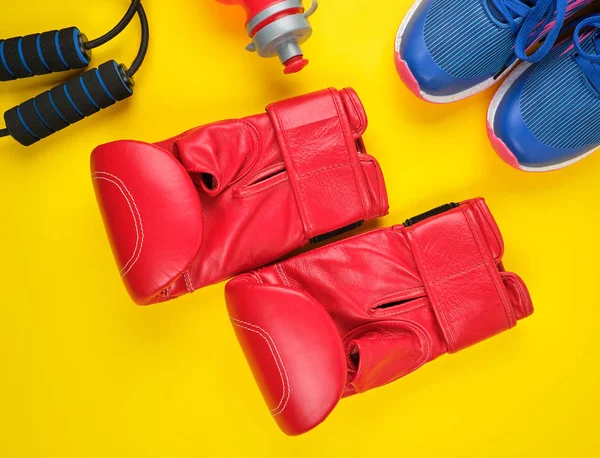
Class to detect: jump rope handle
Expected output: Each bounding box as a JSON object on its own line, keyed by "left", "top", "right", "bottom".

{"left": 4, "top": 61, "right": 133, "bottom": 146}
{"left": 0, "top": 27, "right": 91, "bottom": 80}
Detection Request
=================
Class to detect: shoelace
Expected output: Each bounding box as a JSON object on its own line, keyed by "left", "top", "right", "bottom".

{"left": 490, "top": 0, "right": 569, "bottom": 62}
{"left": 573, "top": 16, "right": 600, "bottom": 94}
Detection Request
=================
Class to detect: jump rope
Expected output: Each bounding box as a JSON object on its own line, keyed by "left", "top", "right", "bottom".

{"left": 0, "top": 0, "right": 149, "bottom": 146}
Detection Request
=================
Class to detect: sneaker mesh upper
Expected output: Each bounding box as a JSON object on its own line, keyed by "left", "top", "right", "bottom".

{"left": 521, "top": 36, "right": 600, "bottom": 149}
{"left": 424, "top": 0, "right": 515, "bottom": 79}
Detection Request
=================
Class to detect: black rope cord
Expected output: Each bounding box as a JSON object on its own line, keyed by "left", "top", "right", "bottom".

{"left": 128, "top": 2, "right": 148, "bottom": 77}
{"left": 85, "top": 0, "right": 142, "bottom": 50}
{"left": 0, "top": 128, "right": 9, "bottom": 138}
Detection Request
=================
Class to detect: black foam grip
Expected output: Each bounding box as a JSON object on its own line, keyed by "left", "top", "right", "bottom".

{"left": 2, "top": 37, "right": 31, "bottom": 79}
{"left": 22, "top": 34, "right": 50, "bottom": 76}
{"left": 4, "top": 61, "right": 134, "bottom": 146}
{"left": 35, "top": 92, "right": 69, "bottom": 132}
{"left": 39, "top": 31, "right": 69, "bottom": 72}
{"left": 0, "top": 54, "right": 12, "bottom": 81}
{"left": 57, "top": 28, "right": 89, "bottom": 69}
{"left": 98, "top": 61, "right": 134, "bottom": 100}
{"left": 0, "top": 27, "right": 90, "bottom": 81}
{"left": 81, "top": 69, "right": 116, "bottom": 108}
{"left": 64, "top": 77, "right": 100, "bottom": 117}
{"left": 19, "top": 99, "right": 54, "bottom": 139}
{"left": 4, "top": 108, "right": 37, "bottom": 146}
{"left": 49, "top": 84, "right": 85, "bottom": 124}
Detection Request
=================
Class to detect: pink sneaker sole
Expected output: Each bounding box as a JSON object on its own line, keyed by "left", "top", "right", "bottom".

{"left": 394, "top": 51, "right": 427, "bottom": 102}
{"left": 486, "top": 120, "right": 521, "bottom": 170}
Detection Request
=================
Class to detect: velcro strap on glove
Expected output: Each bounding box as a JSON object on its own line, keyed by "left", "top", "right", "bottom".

{"left": 404, "top": 200, "right": 517, "bottom": 353}
{"left": 267, "top": 88, "right": 372, "bottom": 240}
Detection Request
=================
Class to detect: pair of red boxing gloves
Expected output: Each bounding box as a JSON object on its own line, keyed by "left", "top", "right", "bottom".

{"left": 91, "top": 88, "right": 533, "bottom": 435}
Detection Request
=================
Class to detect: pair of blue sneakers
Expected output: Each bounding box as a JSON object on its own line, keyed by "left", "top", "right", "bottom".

{"left": 395, "top": 0, "right": 600, "bottom": 172}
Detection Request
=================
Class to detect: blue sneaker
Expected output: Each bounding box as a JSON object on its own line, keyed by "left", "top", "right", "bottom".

{"left": 488, "top": 14, "right": 600, "bottom": 171}
{"left": 394, "top": 0, "right": 594, "bottom": 103}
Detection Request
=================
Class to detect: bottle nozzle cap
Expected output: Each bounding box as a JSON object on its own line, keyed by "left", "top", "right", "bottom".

{"left": 283, "top": 56, "right": 309, "bottom": 74}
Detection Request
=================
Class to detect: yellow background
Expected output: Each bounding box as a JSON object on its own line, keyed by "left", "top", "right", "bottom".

{"left": 1, "top": 1, "right": 599, "bottom": 456}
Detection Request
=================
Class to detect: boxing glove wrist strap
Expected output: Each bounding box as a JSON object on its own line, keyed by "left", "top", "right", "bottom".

{"left": 267, "top": 88, "right": 372, "bottom": 239}
{"left": 404, "top": 202, "right": 517, "bottom": 352}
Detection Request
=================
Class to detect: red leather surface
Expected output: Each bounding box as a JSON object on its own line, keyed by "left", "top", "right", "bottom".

{"left": 226, "top": 281, "right": 346, "bottom": 436}
{"left": 91, "top": 141, "right": 204, "bottom": 305}
{"left": 91, "top": 88, "right": 388, "bottom": 305}
{"left": 225, "top": 198, "right": 534, "bottom": 435}
{"left": 267, "top": 89, "right": 373, "bottom": 238}
{"left": 404, "top": 201, "right": 517, "bottom": 352}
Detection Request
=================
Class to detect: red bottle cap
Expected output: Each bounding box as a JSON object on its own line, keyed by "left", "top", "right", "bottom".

{"left": 283, "top": 56, "right": 309, "bottom": 74}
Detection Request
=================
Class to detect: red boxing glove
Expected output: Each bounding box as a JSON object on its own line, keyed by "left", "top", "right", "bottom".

{"left": 91, "top": 88, "right": 388, "bottom": 305}
{"left": 226, "top": 198, "right": 533, "bottom": 435}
